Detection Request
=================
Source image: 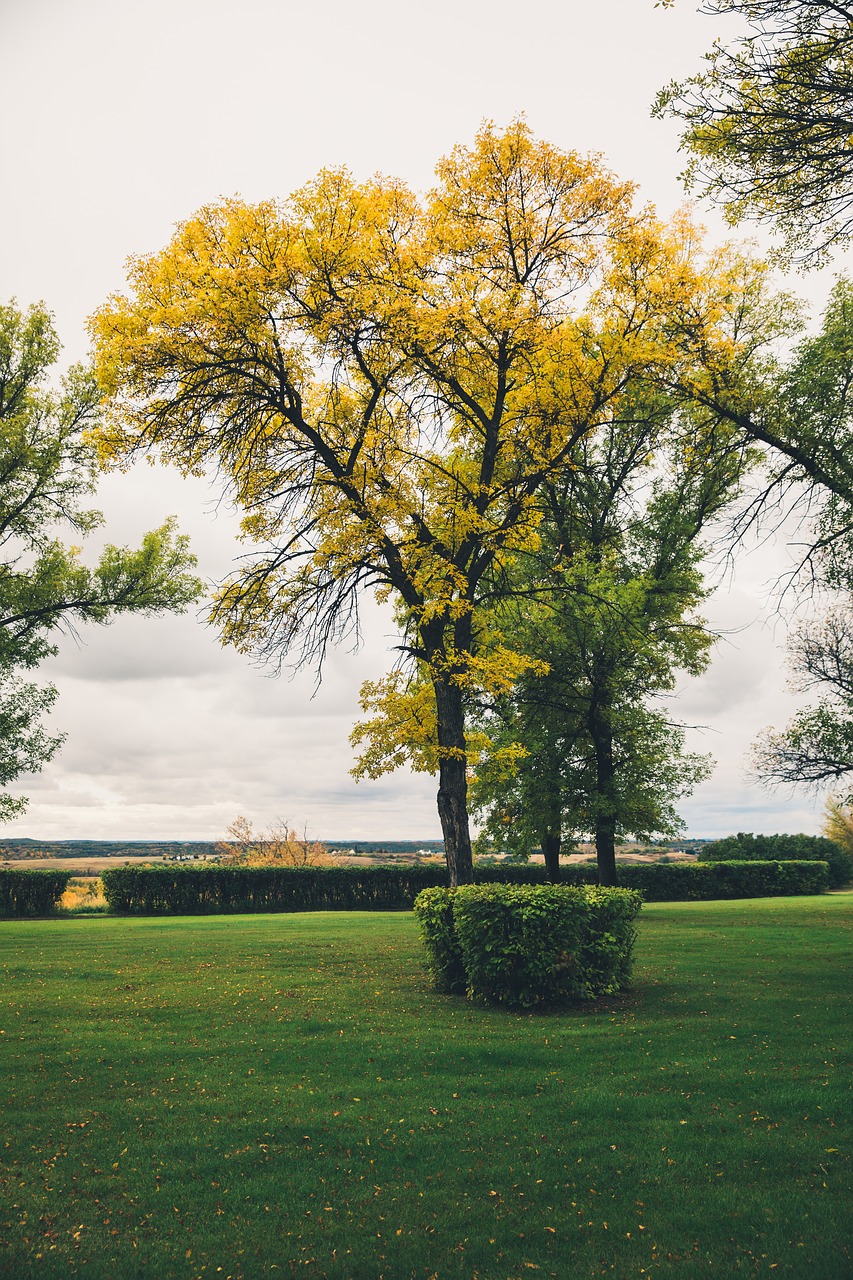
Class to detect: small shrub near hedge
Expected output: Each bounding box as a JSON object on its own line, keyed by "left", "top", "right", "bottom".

{"left": 0, "top": 869, "right": 72, "bottom": 917}
{"left": 99, "top": 858, "right": 828, "bottom": 915}
{"left": 699, "top": 832, "right": 852, "bottom": 888}
{"left": 414, "top": 883, "right": 643, "bottom": 1008}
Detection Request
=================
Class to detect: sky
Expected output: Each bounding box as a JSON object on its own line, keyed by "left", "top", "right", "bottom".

{"left": 0, "top": 0, "right": 847, "bottom": 841}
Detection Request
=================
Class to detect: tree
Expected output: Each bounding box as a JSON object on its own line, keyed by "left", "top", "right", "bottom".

{"left": 91, "top": 122, "right": 789, "bottom": 885}
{"left": 752, "top": 604, "right": 853, "bottom": 797}
{"left": 0, "top": 299, "right": 203, "bottom": 818}
{"left": 662, "top": 277, "right": 853, "bottom": 587}
{"left": 216, "top": 815, "right": 332, "bottom": 866}
{"left": 655, "top": 1, "right": 853, "bottom": 264}
{"left": 469, "top": 395, "right": 744, "bottom": 884}
{"left": 760, "top": 280, "right": 853, "bottom": 587}
{"left": 702, "top": 277, "right": 853, "bottom": 804}
{"left": 823, "top": 792, "right": 853, "bottom": 862}
{"left": 655, "top": 3, "right": 853, "bottom": 811}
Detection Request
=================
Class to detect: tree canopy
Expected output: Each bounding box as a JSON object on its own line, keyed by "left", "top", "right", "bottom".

{"left": 467, "top": 390, "right": 747, "bottom": 882}
{"left": 0, "top": 299, "right": 203, "bottom": 819}
{"left": 656, "top": 0, "right": 853, "bottom": 264}
{"left": 91, "top": 122, "right": 792, "bottom": 883}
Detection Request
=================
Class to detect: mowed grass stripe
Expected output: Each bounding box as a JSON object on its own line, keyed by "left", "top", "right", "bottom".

{"left": 1, "top": 895, "right": 851, "bottom": 1279}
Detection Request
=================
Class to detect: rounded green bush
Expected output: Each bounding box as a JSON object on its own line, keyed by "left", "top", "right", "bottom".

{"left": 415, "top": 882, "right": 643, "bottom": 1008}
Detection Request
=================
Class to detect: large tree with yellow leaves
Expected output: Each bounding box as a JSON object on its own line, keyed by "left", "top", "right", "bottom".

{"left": 91, "top": 122, "right": 788, "bottom": 884}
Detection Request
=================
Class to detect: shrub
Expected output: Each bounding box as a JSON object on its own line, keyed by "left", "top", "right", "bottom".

{"left": 577, "top": 885, "right": 643, "bottom": 992}
{"left": 0, "top": 869, "right": 72, "bottom": 917}
{"left": 699, "top": 832, "right": 851, "bottom": 888}
{"left": 414, "top": 883, "right": 643, "bottom": 1008}
{"left": 411, "top": 887, "right": 466, "bottom": 993}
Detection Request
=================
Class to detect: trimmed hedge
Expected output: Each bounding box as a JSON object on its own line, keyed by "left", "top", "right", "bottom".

{"left": 0, "top": 869, "right": 73, "bottom": 917}
{"left": 98, "top": 858, "right": 828, "bottom": 915}
{"left": 409, "top": 885, "right": 467, "bottom": 992}
{"left": 601, "top": 859, "right": 829, "bottom": 900}
{"left": 100, "top": 863, "right": 591, "bottom": 914}
{"left": 414, "top": 883, "right": 643, "bottom": 1007}
{"left": 699, "top": 832, "right": 853, "bottom": 888}
{"left": 101, "top": 864, "right": 448, "bottom": 914}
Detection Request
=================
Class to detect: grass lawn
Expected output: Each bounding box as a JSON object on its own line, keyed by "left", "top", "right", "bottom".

{"left": 1, "top": 895, "right": 850, "bottom": 1280}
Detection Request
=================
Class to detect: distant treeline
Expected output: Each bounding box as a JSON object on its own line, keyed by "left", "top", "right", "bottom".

{"left": 0, "top": 839, "right": 217, "bottom": 859}
{"left": 325, "top": 841, "right": 445, "bottom": 855}
{"left": 1, "top": 837, "right": 717, "bottom": 863}
{"left": 0, "top": 838, "right": 447, "bottom": 860}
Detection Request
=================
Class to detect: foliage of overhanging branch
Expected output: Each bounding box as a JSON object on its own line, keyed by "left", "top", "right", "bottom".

{"left": 678, "top": 277, "right": 853, "bottom": 588}
{"left": 656, "top": 0, "right": 853, "bottom": 264}
{"left": 0, "top": 298, "right": 203, "bottom": 818}
{"left": 752, "top": 603, "right": 853, "bottom": 799}
{"left": 0, "top": 677, "right": 62, "bottom": 822}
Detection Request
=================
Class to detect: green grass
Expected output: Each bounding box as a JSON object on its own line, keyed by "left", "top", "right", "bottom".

{"left": 1, "top": 896, "right": 851, "bottom": 1280}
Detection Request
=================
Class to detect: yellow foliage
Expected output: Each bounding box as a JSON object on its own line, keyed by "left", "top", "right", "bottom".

{"left": 60, "top": 878, "right": 106, "bottom": 910}
{"left": 89, "top": 120, "right": 787, "bottom": 801}
{"left": 351, "top": 674, "right": 441, "bottom": 778}
{"left": 823, "top": 795, "right": 853, "bottom": 859}
{"left": 349, "top": 647, "right": 544, "bottom": 781}
{"left": 216, "top": 816, "right": 333, "bottom": 867}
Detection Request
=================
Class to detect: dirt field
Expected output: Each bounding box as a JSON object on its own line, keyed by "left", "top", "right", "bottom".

{"left": 1, "top": 848, "right": 697, "bottom": 875}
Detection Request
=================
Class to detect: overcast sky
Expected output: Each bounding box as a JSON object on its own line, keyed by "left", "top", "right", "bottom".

{"left": 1, "top": 0, "right": 847, "bottom": 841}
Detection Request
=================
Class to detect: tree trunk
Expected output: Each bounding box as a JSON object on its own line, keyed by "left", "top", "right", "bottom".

{"left": 594, "top": 813, "right": 618, "bottom": 887}
{"left": 589, "top": 690, "right": 618, "bottom": 887}
{"left": 541, "top": 829, "right": 562, "bottom": 882}
{"left": 434, "top": 676, "right": 474, "bottom": 886}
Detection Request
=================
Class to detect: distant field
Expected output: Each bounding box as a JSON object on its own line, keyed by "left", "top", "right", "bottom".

{"left": 0, "top": 850, "right": 695, "bottom": 875}
{"left": 1, "top": 895, "right": 850, "bottom": 1279}
{"left": 0, "top": 853, "right": 447, "bottom": 876}
{"left": 1, "top": 855, "right": 195, "bottom": 874}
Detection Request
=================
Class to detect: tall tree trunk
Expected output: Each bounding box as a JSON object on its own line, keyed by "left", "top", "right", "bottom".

{"left": 594, "top": 813, "right": 618, "bottom": 887}
{"left": 589, "top": 689, "right": 618, "bottom": 887}
{"left": 541, "top": 829, "right": 562, "bottom": 882}
{"left": 434, "top": 676, "right": 474, "bottom": 886}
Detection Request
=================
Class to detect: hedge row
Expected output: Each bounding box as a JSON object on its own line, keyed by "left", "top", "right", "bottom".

{"left": 699, "top": 832, "right": 853, "bottom": 888}
{"left": 596, "top": 859, "right": 829, "bottom": 900}
{"left": 0, "top": 869, "right": 73, "bottom": 917}
{"left": 414, "top": 884, "right": 643, "bottom": 1007}
{"left": 98, "top": 858, "right": 828, "bottom": 915}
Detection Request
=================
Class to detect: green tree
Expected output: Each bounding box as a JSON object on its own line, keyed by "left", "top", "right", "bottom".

{"left": 752, "top": 606, "right": 853, "bottom": 798}
{"left": 470, "top": 398, "right": 743, "bottom": 884}
{"left": 705, "top": 279, "right": 853, "bottom": 588}
{"left": 655, "top": 0, "right": 853, "bottom": 264}
{"left": 760, "top": 280, "right": 853, "bottom": 586}
{"left": 0, "top": 299, "right": 203, "bottom": 818}
{"left": 733, "top": 282, "right": 853, "bottom": 802}
{"left": 91, "top": 123, "right": 790, "bottom": 884}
